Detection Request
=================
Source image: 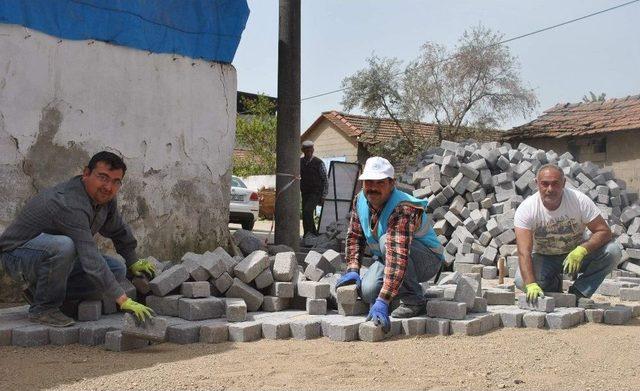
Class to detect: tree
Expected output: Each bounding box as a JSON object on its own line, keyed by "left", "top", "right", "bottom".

{"left": 341, "top": 24, "right": 538, "bottom": 160}
{"left": 233, "top": 94, "right": 277, "bottom": 177}
{"left": 582, "top": 91, "right": 606, "bottom": 103}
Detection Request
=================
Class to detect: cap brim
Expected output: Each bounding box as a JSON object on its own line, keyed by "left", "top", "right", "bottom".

{"left": 358, "top": 173, "right": 391, "bottom": 180}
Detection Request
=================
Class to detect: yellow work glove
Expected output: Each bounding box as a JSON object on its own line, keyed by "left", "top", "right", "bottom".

{"left": 525, "top": 282, "right": 544, "bottom": 303}
{"left": 129, "top": 259, "right": 157, "bottom": 278}
{"left": 120, "top": 298, "right": 155, "bottom": 323}
{"left": 563, "top": 246, "right": 588, "bottom": 274}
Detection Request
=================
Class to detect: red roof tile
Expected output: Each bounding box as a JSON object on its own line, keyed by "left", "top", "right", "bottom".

{"left": 504, "top": 95, "right": 640, "bottom": 140}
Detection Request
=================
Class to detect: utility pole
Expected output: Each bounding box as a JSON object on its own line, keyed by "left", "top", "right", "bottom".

{"left": 275, "top": 0, "right": 301, "bottom": 250}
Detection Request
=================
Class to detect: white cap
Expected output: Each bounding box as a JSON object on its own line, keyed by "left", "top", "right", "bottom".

{"left": 358, "top": 156, "right": 394, "bottom": 180}
{"left": 301, "top": 140, "right": 314, "bottom": 148}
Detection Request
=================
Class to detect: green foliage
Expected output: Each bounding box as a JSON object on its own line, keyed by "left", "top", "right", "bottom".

{"left": 582, "top": 91, "right": 606, "bottom": 103}
{"left": 342, "top": 24, "right": 538, "bottom": 148}
{"left": 234, "top": 95, "right": 277, "bottom": 176}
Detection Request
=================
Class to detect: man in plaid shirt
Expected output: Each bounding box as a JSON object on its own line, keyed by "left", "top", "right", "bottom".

{"left": 335, "top": 157, "right": 444, "bottom": 331}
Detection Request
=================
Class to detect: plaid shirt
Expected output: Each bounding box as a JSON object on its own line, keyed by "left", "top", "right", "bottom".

{"left": 345, "top": 196, "right": 423, "bottom": 302}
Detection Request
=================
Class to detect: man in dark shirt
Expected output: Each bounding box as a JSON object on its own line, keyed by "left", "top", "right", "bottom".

{"left": 0, "top": 151, "right": 155, "bottom": 327}
{"left": 299, "top": 140, "right": 328, "bottom": 237}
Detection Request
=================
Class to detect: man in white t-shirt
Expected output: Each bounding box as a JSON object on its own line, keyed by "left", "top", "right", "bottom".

{"left": 514, "top": 164, "right": 621, "bottom": 301}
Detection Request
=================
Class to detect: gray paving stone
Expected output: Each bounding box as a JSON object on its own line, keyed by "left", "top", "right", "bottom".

{"left": 585, "top": 308, "right": 604, "bottom": 323}
{"left": 325, "top": 318, "right": 365, "bottom": 342}
{"left": 149, "top": 265, "right": 189, "bottom": 297}
{"left": 254, "top": 268, "right": 274, "bottom": 290}
{"left": 323, "top": 249, "right": 343, "bottom": 270}
{"left": 234, "top": 250, "right": 270, "bottom": 283}
{"left": 545, "top": 311, "right": 573, "bottom": 329}
{"left": 102, "top": 298, "right": 118, "bottom": 315}
{"left": 304, "top": 251, "right": 335, "bottom": 274}
{"left": 450, "top": 316, "right": 483, "bottom": 335}
{"left": 226, "top": 278, "right": 264, "bottom": 312}
{"left": 483, "top": 289, "right": 515, "bottom": 305}
{"left": 181, "top": 281, "right": 211, "bottom": 298}
{"left": 178, "top": 297, "right": 225, "bottom": 321}
{"left": 272, "top": 252, "right": 297, "bottom": 282}
{"left": 290, "top": 318, "right": 323, "bottom": 340}
{"left": 78, "top": 300, "right": 102, "bottom": 321}
{"left": 212, "top": 247, "right": 238, "bottom": 276}
{"left": 79, "top": 323, "right": 119, "bottom": 346}
{"left": 298, "top": 281, "right": 330, "bottom": 299}
{"left": 517, "top": 295, "right": 555, "bottom": 312}
{"left": 49, "top": 326, "right": 80, "bottom": 345}
{"left": 119, "top": 278, "right": 137, "bottom": 300}
{"left": 358, "top": 319, "right": 402, "bottom": 342}
{"left": 400, "top": 317, "right": 427, "bottom": 335}
{"left": 12, "top": 325, "right": 50, "bottom": 347}
{"left": 146, "top": 295, "right": 181, "bottom": 317}
{"left": 306, "top": 299, "right": 327, "bottom": 315}
{"left": 200, "top": 251, "right": 227, "bottom": 279}
{"left": 225, "top": 298, "right": 247, "bottom": 322}
{"left": 228, "top": 321, "right": 263, "bottom": 342}
{"left": 213, "top": 272, "right": 234, "bottom": 294}
{"left": 425, "top": 317, "right": 450, "bottom": 335}
{"left": 604, "top": 306, "right": 632, "bottom": 325}
{"left": 620, "top": 287, "right": 640, "bottom": 301}
{"left": 426, "top": 300, "right": 466, "bottom": 320}
{"left": 336, "top": 285, "right": 359, "bottom": 305}
{"left": 167, "top": 322, "right": 201, "bottom": 344}
{"left": 262, "top": 296, "right": 290, "bottom": 312}
{"left": 454, "top": 276, "right": 477, "bottom": 309}
{"left": 546, "top": 292, "right": 577, "bottom": 307}
{"left": 122, "top": 313, "right": 168, "bottom": 341}
{"left": 261, "top": 318, "right": 292, "bottom": 340}
{"left": 105, "top": 330, "right": 149, "bottom": 351}
{"left": 199, "top": 322, "right": 229, "bottom": 343}
{"left": 269, "top": 282, "right": 295, "bottom": 298}
{"left": 181, "top": 253, "right": 210, "bottom": 281}
{"left": 338, "top": 300, "right": 369, "bottom": 316}
{"left": 471, "top": 297, "right": 488, "bottom": 313}
{"left": 522, "top": 311, "right": 547, "bottom": 328}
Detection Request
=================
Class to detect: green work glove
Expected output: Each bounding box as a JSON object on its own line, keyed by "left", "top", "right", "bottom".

{"left": 120, "top": 298, "right": 155, "bottom": 323}
{"left": 563, "top": 246, "right": 588, "bottom": 274}
{"left": 129, "top": 259, "right": 156, "bottom": 278}
{"left": 525, "top": 282, "right": 544, "bottom": 303}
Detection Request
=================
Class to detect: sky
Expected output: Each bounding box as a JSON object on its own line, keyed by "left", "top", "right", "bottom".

{"left": 233, "top": 0, "right": 640, "bottom": 132}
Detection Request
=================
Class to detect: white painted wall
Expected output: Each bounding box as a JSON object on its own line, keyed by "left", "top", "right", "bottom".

{"left": 0, "top": 24, "right": 237, "bottom": 258}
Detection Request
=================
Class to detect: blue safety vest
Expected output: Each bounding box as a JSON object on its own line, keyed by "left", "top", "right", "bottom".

{"left": 356, "top": 188, "right": 444, "bottom": 260}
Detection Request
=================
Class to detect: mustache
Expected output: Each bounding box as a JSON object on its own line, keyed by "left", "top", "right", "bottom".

{"left": 366, "top": 190, "right": 381, "bottom": 195}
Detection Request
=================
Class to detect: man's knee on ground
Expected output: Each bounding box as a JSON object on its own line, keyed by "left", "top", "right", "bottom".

{"left": 601, "top": 241, "right": 622, "bottom": 268}
{"left": 47, "top": 235, "right": 76, "bottom": 261}
{"left": 360, "top": 280, "right": 382, "bottom": 304}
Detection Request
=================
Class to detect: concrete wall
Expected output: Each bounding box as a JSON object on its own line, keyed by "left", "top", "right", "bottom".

{"left": 303, "top": 119, "right": 359, "bottom": 162}
{"left": 0, "top": 25, "right": 237, "bottom": 263}
{"left": 514, "top": 130, "right": 640, "bottom": 194}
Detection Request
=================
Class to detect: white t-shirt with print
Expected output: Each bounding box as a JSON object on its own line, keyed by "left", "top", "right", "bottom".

{"left": 514, "top": 187, "right": 602, "bottom": 255}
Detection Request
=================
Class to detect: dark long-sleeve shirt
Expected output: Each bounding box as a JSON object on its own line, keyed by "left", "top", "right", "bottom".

{"left": 345, "top": 197, "right": 422, "bottom": 302}
{"left": 0, "top": 176, "right": 138, "bottom": 299}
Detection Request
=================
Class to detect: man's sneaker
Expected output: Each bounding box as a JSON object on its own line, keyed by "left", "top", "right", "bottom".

{"left": 390, "top": 303, "right": 426, "bottom": 318}
{"left": 568, "top": 285, "right": 587, "bottom": 300}
{"left": 28, "top": 309, "right": 75, "bottom": 328}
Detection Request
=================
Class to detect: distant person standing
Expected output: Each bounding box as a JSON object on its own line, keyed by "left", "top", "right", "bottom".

{"left": 300, "top": 140, "right": 328, "bottom": 237}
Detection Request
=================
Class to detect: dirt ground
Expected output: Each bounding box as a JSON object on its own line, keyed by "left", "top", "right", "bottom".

{"left": 1, "top": 317, "right": 639, "bottom": 391}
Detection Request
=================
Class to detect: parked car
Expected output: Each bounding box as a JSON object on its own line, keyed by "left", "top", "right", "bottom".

{"left": 229, "top": 176, "right": 259, "bottom": 230}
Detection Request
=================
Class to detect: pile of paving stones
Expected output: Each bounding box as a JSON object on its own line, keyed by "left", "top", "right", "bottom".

{"left": 394, "top": 139, "right": 640, "bottom": 279}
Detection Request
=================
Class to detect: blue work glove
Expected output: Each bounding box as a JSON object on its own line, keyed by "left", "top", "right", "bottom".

{"left": 366, "top": 298, "right": 390, "bottom": 333}
{"left": 335, "top": 271, "right": 361, "bottom": 290}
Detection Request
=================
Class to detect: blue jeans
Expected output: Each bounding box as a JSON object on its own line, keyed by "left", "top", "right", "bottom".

{"left": 360, "top": 235, "right": 443, "bottom": 306}
{"left": 0, "top": 233, "right": 126, "bottom": 314}
{"left": 515, "top": 241, "right": 621, "bottom": 298}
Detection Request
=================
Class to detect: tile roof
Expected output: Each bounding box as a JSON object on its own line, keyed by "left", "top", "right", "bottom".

{"left": 305, "top": 111, "right": 439, "bottom": 145}
{"left": 504, "top": 95, "right": 640, "bottom": 140}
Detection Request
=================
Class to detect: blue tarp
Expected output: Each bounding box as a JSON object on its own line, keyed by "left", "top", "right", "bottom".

{"left": 0, "top": 0, "right": 249, "bottom": 63}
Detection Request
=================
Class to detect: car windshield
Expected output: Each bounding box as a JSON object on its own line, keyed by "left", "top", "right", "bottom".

{"left": 231, "top": 176, "right": 247, "bottom": 188}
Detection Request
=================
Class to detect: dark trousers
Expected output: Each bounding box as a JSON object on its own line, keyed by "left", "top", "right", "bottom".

{"left": 0, "top": 233, "right": 126, "bottom": 314}
{"left": 301, "top": 193, "right": 321, "bottom": 236}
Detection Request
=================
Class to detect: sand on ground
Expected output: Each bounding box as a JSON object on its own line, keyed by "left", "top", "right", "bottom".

{"left": 1, "top": 317, "right": 639, "bottom": 391}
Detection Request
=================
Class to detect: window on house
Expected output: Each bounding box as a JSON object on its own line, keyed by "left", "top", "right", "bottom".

{"left": 592, "top": 137, "right": 607, "bottom": 154}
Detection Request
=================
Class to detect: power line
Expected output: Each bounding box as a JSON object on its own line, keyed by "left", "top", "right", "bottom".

{"left": 300, "top": 0, "right": 639, "bottom": 102}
